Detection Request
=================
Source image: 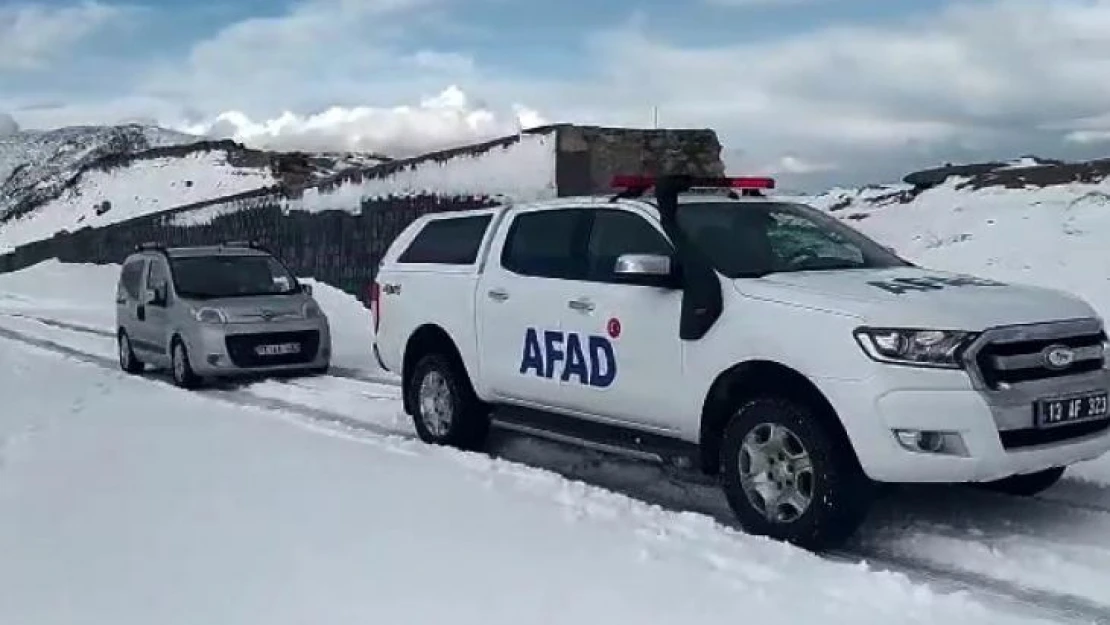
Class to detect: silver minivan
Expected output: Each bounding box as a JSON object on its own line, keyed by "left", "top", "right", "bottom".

{"left": 115, "top": 241, "right": 332, "bottom": 388}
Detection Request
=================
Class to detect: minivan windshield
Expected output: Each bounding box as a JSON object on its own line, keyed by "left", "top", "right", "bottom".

{"left": 171, "top": 254, "right": 299, "bottom": 299}
{"left": 675, "top": 200, "right": 910, "bottom": 278}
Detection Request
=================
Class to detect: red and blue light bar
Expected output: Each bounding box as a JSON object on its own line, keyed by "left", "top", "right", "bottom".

{"left": 610, "top": 175, "right": 776, "bottom": 190}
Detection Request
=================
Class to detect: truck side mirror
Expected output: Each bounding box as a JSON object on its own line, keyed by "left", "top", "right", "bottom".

{"left": 613, "top": 254, "right": 680, "bottom": 288}
{"left": 300, "top": 283, "right": 313, "bottom": 296}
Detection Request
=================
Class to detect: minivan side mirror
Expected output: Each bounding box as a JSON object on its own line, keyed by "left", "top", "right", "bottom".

{"left": 613, "top": 253, "right": 680, "bottom": 288}
{"left": 146, "top": 285, "right": 168, "bottom": 307}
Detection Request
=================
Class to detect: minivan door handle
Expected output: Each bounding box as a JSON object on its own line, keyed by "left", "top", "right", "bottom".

{"left": 487, "top": 288, "right": 510, "bottom": 302}
{"left": 567, "top": 298, "right": 594, "bottom": 312}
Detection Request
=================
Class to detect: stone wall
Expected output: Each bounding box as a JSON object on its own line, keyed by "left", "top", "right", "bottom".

{"left": 0, "top": 124, "right": 726, "bottom": 303}
{"left": 553, "top": 125, "right": 725, "bottom": 196}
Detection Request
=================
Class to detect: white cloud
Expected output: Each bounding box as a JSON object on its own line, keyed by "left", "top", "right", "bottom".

{"left": 0, "top": 1, "right": 126, "bottom": 71}
{"left": 580, "top": 0, "right": 1110, "bottom": 184}
{"left": 174, "top": 86, "right": 547, "bottom": 156}
{"left": 16, "top": 0, "right": 1110, "bottom": 190}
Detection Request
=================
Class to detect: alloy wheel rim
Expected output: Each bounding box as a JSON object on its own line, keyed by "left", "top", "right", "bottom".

{"left": 738, "top": 422, "right": 816, "bottom": 523}
{"left": 173, "top": 344, "right": 186, "bottom": 382}
{"left": 119, "top": 335, "right": 130, "bottom": 367}
{"left": 418, "top": 370, "right": 454, "bottom": 437}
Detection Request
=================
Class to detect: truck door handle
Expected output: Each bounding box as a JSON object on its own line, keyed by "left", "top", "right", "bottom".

{"left": 567, "top": 298, "right": 594, "bottom": 312}
{"left": 487, "top": 289, "right": 510, "bottom": 302}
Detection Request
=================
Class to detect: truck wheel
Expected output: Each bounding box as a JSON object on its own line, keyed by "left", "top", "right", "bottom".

{"left": 407, "top": 352, "right": 490, "bottom": 451}
{"left": 719, "top": 396, "right": 873, "bottom": 552}
{"left": 979, "top": 466, "right": 1066, "bottom": 497}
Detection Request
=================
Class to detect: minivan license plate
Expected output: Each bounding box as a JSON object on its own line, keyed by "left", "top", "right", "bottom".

{"left": 255, "top": 343, "right": 300, "bottom": 356}
{"left": 1035, "top": 391, "right": 1109, "bottom": 428}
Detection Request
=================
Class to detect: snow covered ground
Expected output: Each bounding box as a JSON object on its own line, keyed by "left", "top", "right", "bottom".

{"left": 4, "top": 252, "right": 1110, "bottom": 623}
{"left": 0, "top": 149, "right": 278, "bottom": 251}
{"left": 1, "top": 270, "right": 1065, "bottom": 625}
{"left": 10, "top": 176, "right": 1110, "bottom": 622}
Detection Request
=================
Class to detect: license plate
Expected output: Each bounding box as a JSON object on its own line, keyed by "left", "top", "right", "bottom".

{"left": 1035, "top": 391, "right": 1110, "bottom": 428}
{"left": 254, "top": 342, "right": 301, "bottom": 356}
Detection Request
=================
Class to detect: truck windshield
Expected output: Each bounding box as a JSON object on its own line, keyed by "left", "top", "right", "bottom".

{"left": 675, "top": 200, "right": 910, "bottom": 278}
{"left": 171, "top": 255, "right": 299, "bottom": 299}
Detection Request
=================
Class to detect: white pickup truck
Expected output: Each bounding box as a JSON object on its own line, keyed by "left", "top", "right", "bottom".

{"left": 371, "top": 174, "right": 1110, "bottom": 550}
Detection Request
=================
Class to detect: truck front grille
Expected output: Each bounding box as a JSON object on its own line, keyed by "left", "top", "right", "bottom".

{"left": 968, "top": 320, "right": 1106, "bottom": 390}
{"left": 225, "top": 330, "right": 320, "bottom": 368}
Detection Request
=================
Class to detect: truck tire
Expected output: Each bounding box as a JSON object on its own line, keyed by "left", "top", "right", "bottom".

{"left": 407, "top": 352, "right": 490, "bottom": 451}
{"left": 979, "top": 466, "right": 1065, "bottom": 497}
{"left": 719, "top": 396, "right": 873, "bottom": 551}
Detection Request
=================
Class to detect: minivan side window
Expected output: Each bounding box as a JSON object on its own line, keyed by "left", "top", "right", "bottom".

{"left": 585, "top": 209, "right": 672, "bottom": 283}
{"left": 500, "top": 209, "right": 586, "bottom": 280}
{"left": 397, "top": 214, "right": 493, "bottom": 264}
{"left": 119, "top": 258, "right": 145, "bottom": 300}
{"left": 147, "top": 257, "right": 170, "bottom": 297}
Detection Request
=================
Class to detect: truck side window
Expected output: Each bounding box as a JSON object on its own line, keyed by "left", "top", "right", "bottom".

{"left": 585, "top": 209, "right": 673, "bottom": 283}
{"left": 397, "top": 214, "right": 493, "bottom": 265}
{"left": 501, "top": 209, "right": 586, "bottom": 279}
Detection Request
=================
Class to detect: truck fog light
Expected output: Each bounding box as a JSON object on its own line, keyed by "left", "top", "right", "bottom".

{"left": 207, "top": 354, "right": 223, "bottom": 365}
{"left": 893, "top": 429, "right": 969, "bottom": 456}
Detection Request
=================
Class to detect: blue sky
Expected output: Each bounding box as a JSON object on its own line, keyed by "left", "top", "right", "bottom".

{"left": 5, "top": 0, "right": 1110, "bottom": 191}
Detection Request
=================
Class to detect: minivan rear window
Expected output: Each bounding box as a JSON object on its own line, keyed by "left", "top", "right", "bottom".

{"left": 397, "top": 214, "right": 492, "bottom": 265}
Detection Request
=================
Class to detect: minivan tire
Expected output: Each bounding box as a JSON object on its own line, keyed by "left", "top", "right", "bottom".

{"left": 407, "top": 352, "right": 490, "bottom": 451}
{"left": 171, "top": 337, "right": 201, "bottom": 389}
{"left": 719, "top": 396, "right": 873, "bottom": 552}
{"left": 118, "top": 330, "right": 144, "bottom": 374}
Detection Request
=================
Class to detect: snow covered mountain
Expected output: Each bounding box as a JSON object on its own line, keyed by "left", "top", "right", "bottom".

{"left": 786, "top": 155, "right": 1110, "bottom": 318}
{"left": 0, "top": 123, "right": 391, "bottom": 252}
{"left": 0, "top": 124, "right": 198, "bottom": 221}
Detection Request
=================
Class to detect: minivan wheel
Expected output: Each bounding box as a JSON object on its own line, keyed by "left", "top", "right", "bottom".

{"left": 719, "top": 396, "right": 873, "bottom": 552}
{"left": 118, "top": 331, "right": 144, "bottom": 374}
{"left": 407, "top": 352, "right": 489, "bottom": 451}
{"left": 171, "top": 338, "right": 201, "bottom": 389}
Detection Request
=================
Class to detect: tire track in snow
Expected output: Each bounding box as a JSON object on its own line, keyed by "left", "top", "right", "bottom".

{"left": 0, "top": 324, "right": 1104, "bottom": 624}
{"left": 10, "top": 311, "right": 1110, "bottom": 517}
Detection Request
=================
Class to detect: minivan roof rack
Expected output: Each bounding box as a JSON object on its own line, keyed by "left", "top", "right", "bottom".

{"left": 134, "top": 241, "right": 167, "bottom": 253}
{"left": 221, "top": 239, "right": 269, "bottom": 251}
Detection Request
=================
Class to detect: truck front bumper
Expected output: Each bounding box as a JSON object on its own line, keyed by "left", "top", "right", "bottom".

{"left": 823, "top": 366, "right": 1110, "bottom": 484}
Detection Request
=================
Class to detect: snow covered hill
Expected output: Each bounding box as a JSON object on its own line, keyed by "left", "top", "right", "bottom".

{"left": 791, "top": 156, "right": 1110, "bottom": 318}
{"left": 0, "top": 123, "right": 392, "bottom": 253}
{"left": 0, "top": 124, "right": 198, "bottom": 221}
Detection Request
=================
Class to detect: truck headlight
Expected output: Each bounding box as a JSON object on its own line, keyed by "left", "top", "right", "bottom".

{"left": 192, "top": 307, "right": 228, "bottom": 324}
{"left": 853, "top": 327, "right": 978, "bottom": 369}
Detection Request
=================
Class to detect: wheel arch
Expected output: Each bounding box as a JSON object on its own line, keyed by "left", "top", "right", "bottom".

{"left": 697, "top": 359, "right": 860, "bottom": 475}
